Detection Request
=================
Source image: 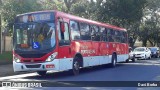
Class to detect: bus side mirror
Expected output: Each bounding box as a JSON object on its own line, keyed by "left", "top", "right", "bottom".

{"left": 60, "top": 22, "right": 65, "bottom": 33}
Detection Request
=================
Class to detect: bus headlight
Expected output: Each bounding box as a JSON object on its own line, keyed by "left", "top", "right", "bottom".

{"left": 46, "top": 52, "right": 58, "bottom": 62}
{"left": 13, "top": 55, "right": 21, "bottom": 63}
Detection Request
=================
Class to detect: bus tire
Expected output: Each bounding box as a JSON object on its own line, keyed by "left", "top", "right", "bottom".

{"left": 72, "top": 57, "right": 80, "bottom": 75}
{"left": 110, "top": 54, "right": 117, "bottom": 67}
{"left": 37, "top": 71, "right": 47, "bottom": 76}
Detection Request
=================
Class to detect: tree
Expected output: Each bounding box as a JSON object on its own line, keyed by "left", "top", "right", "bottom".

{"left": 1, "top": 0, "right": 42, "bottom": 35}
{"left": 64, "top": 0, "right": 79, "bottom": 12}
{"left": 70, "top": 0, "right": 147, "bottom": 47}
{"left": 140, "top": 0, "right": 160, "bottom": 46}
{"left": 0, "top": 0, "right": 2, "bottom": 53}
{"left": 40, "top": 0, "right": 66, "bottom": 12}
{"left": 108, "top": 0, "right": 146, "bottom": 47}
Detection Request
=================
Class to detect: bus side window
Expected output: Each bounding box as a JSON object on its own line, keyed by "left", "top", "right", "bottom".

{"left": 122, "top": 32, "right": 128, "bottom": 43}
{"left": 120, "top": 31, "right": 124, "bottom": 43}
{"left": 124, "top": 32, "right": 128, "bottom": 43}
{"left": 91, "top": 25, "right": 100, "bottom": 41}
{"left": 70, "top": 20, "right": 81, "bottom": 40}
{"left": 115, "top": 30, "right": 121, "bottom": 42}
{"left": 108, "top": 29, "right": 115, "bottom": 42}
{"left": 59, "top": 22, "right": 70, "bottom": 46}
{"left": 100, "top": 27, "right": 106, "bottom": 41}
{"left": 80, "top": 23, "right": 91, "bottom": 40}
{"left": 105, "top": 28, "right": 109, "bottom": 42}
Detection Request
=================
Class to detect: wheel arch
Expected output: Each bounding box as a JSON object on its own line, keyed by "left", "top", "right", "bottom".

{"left": 74, "top": 53, "right": 83, "bottom": 67}
{"left": 112, "top": 52, "right": 117, "bottom": 61}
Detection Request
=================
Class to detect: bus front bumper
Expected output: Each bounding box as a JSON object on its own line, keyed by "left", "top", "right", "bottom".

{"left": 13, "top": 60, "right": 59, "bottom": 72}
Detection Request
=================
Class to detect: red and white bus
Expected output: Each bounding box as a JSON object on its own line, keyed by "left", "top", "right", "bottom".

{"left": 13, "top": 10, "right": 129, "bottom": 76}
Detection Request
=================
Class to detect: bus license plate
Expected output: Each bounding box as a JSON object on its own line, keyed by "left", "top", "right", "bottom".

{"left": 46, "top": 64, "right": 54, "bottom": 68}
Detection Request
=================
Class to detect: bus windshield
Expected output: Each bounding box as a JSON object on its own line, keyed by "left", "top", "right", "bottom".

{"left": 13, "top": 22, "right": 56, "bottom": 52}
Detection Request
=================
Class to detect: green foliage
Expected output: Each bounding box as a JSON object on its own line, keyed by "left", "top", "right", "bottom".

{"left": 0, "top": 0, "right": 160, "bottom": 47}
{"left": 70, "top": 1, "right": 94, "bottom": 19}
{"left": 0, "top": 51, "right": 12, "bottom": 61}
{"left": 139, "top": 0, "right": 160, "bottom": 46}
{"left": 64, "top": 0, "right": 79, "bottom": 12}
{"left": 1, "top": 0, "right": 42, "bottom": 34}
{"left": 70, "top": 0, "right": 147, "bottom": 47}
{"left": 41, "top": 0, "right": 66, "bottom": 12}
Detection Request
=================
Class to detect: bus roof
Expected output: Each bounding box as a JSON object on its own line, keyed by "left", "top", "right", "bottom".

{"left": 17, "top": 10, "right": 127, "bottom": 31}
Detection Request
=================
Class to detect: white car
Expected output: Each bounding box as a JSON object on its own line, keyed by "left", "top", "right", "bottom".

{"left": 132, "top": 47, "right": 151, "bottom": 60}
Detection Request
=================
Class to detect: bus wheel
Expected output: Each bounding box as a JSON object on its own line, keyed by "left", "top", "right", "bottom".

{"left": 148, "top": 55, "right": 151, "bottom": 59}
{"left": 110, "top": 54, "right": 117, "bottom": 67}
{"left": 37, "top": 71, "right": 47, "bottom": 76}
{"left": 73, "top": 57, "right": 80, "bottom": 75}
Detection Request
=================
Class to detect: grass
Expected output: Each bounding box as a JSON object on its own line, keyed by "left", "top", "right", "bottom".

{"left": 0, "top": 51, "right": 12, "bottom": 61}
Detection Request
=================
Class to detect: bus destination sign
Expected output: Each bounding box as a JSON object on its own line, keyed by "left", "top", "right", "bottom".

{"left": 17, "top": 12, "right": 54, "bottom": 23}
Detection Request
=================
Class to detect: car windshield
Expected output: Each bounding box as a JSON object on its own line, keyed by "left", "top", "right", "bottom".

{"left": 134, "top": 48, "right": 145, "bottom": 52}
{"left": 13, "top": 22, "right": 56, "bottom": 52}
{"left": 149, "top": 47, "right": 157, "bottom": 52}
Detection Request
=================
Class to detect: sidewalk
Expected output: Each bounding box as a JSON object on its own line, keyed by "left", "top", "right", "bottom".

{"left": 0, "top": 59, "right": 12, "bottom": 65}
{"left": 0, "top": 64, "right": 14, "bottom": 77}
{"left": 0, "top": 63, "right": 27, "bottom": 77}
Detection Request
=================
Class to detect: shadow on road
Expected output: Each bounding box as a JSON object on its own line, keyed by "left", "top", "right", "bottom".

{"left": 22, "top": 63, "right": 125, "bottom": 80}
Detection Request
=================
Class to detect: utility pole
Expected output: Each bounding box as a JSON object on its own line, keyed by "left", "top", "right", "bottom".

{"left": 0, "top": 0, "right": 2, "bottom": 54}
{"left": 0, "top": 15, "right": 2, "bottom": 54}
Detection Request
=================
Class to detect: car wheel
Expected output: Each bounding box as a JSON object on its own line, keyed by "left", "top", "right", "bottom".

{"left": 37, "top": 71, "right": 47, "bottom": 76}
{"left": 144, "top": 55, "right": 147, "bottom": 60}
{"left": 156, "top": 54, "right": 159, "bottom": 58}
{"left": 72, "top": 57, "right": 80, "bottom": 75}
{"left": 132, "top": 58, "right": 136, "bottom": 62}
{"left": 148, "top": 55, "right": 151, "bottom": 59}
{"left": 126, "top": 59, "right": 129, "bottom": 63}
{"left": 132, "top": 55, "right": 136, "bottom": 62}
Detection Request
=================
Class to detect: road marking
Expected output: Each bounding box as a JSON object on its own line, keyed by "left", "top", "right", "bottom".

{"left": 123, "top": 62, "right": 160, "bottom": 66}
{"left": 0, "top": 71, "right": 58, "bottom": 81}
{"left": 0, "top": 73, "right": 37, "bottom": 81}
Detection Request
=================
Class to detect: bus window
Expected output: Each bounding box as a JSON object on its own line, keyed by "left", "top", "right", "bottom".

{"left": 79, "top": 23, "right": 91, "bottom": 40}
{"left": 100, "top": 27, "right": 106, "bottom": 41}
{"left": 119, "top": 31, "right": 123, "bottom": 43}
{"left": 122, "top": 32, "right": 128, "bottom": 43}
{"left": 91, "top": 25, "right": 100, "bottom": 41}
{"left": 59, "top": 22, "right": 70, "bottom": 46}
{"left": 70, "top": 20, "right": 80, "bottom": 40}
{"left": 115, "top": 30, "right": 121, "bottom": 42}
{"left": 108, "top": 29, "right": 115, "bottom": 42}
{"left": 124, "top": 32, "right": 128, "bottom": 43}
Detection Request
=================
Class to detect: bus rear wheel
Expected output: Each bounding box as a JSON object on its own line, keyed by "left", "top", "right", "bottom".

{"left": 110, "top": 54, "right": 117, "bottom": 67}
{"left": 72, "top": 57, "right": 80, "bottom": 75}
{"left": 37, "top": 71, "right": 47, "bottom": 76}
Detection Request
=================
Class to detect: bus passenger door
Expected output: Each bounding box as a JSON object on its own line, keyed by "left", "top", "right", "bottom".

{"left": 57, "top": 18, "right": 72, "bottom": 70}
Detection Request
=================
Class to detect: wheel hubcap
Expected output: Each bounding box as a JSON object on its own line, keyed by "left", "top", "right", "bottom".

{"left": 113, "top": 58, "right": 116, "bottom": 66}
{"left": 74, "top": 61, "right": 79, "bottom": 70}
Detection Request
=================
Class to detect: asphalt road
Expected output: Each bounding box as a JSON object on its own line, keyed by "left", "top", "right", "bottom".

{"left": 1, "top": 58, "right": 160, "bottom": 90}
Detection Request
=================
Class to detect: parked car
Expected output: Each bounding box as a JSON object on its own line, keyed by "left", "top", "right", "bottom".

{"left": 132, "top": 47, "right": 151, "bottom": 60}
{"left": 148, "top": 47, "right": 159, "bottom": 58}
{"left": 127, "top": 47, "right": 136, "bottom": 62}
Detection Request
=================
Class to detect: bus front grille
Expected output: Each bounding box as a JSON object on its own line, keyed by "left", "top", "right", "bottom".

{"left": 23, "top": 60, "right": 44, "bottom": 63}
{"left": 25, "top": 64, "right": 41, "bottom": 68}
